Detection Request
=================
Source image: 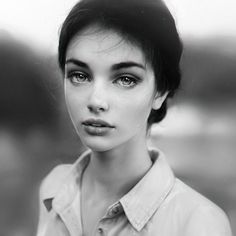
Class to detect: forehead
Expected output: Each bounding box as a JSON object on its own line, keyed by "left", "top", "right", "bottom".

{"left": 66, "top": 25, "right": 148, "bottom": 65}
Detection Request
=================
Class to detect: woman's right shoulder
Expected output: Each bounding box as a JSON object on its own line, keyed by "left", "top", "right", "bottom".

{"left": 39, "top": 164, "right": 72, "bottom": 200}
{"left": 39, "top": 149, "right": 91, "bottom": 199}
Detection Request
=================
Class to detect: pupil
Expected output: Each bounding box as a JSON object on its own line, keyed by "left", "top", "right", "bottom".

{"left": 123, "top": 77, "right": 130, "bottom": 84}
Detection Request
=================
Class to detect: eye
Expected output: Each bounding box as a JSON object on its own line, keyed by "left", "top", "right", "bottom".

{"left": 67, "top": 71, "right": 90, "bottom": 85}
{"left": 115, "top": 75, "right": 138, "bottom": 88}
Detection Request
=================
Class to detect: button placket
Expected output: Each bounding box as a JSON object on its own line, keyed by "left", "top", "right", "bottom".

{"left": 95, "top": 219, "right": 107, "bottom": 236}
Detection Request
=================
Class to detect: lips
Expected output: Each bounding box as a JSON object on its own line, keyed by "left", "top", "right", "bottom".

{"left": 82, "top": 118, "right": 115, "bottom": 136}
{"left": 82, "top": 118, "right": 114, "bottom": 128}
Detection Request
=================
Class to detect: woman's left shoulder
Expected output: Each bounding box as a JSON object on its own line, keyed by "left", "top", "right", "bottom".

{"left": 173, "top": 179, "right": 232, "bottom": 236}
{"left": 184, "top": 203, "right": 232, "bottom": 236}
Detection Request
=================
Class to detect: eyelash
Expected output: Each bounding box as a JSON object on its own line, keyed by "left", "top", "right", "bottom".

{"left": 67, "top": 71, "right": 90, "bottom": 84}
{"left": 66, "top": 71, "right": 140, "bottom": 88}
{"left": 114, "top": 75, "right": 139, "bottom": 88}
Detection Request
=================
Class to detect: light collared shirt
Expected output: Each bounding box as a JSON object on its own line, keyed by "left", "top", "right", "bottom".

{"left": 37, "top": 149, "right": 232, "bottom": 236}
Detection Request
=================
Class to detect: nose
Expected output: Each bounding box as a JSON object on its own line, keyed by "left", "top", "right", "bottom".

{"left": 87, "top": 82, "right": 109, "bottom": 114}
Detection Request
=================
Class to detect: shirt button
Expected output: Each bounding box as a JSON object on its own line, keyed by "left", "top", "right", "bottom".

{"left": 112, "top": 206, "right": 120, "bottom": 214}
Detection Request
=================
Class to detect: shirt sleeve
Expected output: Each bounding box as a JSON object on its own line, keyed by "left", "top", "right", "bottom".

{"left": 184, "top": 205, "right": 233, "bottom": 236}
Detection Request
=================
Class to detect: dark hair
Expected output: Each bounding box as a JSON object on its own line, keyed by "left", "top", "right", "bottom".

{"left": 58, "top": 0, "right": 182, "bottom": 126}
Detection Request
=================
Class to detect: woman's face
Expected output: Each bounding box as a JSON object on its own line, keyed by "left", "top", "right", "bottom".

{"left": 64, "top": 25, "right": 166, "bottom": 152}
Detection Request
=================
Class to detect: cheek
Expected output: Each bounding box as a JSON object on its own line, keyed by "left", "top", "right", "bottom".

{"left": 117, "top": 92, "right": 153, "bottom": 128}
{"left": 65, "top": 87, "right": 86, "bottom": 120}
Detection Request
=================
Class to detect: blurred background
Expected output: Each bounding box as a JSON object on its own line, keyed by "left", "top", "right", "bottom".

{"left": 0, "top": 0, "right": 235, "bottom": 235}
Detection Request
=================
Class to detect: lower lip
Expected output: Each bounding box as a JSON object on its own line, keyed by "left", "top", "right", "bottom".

{"left": 82, "top": 124, "right": 114, "bottom": 136}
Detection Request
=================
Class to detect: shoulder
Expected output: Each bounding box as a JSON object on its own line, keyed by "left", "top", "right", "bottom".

{"left": 171, "top": 179, "right": 232, "bottom": 236}
{"left": 184, "top": 203, "right": 232, "bottom": 236}
{"left": 39, "top": 164, "right": 72, "bottom": 200}
{"left": 36, "top": 164, "right": 73, "bottom": 235}
{"left": 39, "top": 149, "right": 91, "bottom": 200}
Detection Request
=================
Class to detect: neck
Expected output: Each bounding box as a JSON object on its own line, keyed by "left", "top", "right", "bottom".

{"left": 84, "top": 131, "right": 152, "bottom": 201}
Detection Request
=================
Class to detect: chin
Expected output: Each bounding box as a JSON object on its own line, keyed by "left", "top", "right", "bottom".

{"left": 81, "top": 137, "right": 116, "bottom": 153}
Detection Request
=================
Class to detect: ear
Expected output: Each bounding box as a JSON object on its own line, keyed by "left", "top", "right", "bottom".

{"left": 152, "top": 91, "right": 168, "bottom": 110}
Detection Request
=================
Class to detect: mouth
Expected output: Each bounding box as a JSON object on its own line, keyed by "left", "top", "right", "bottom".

{"left": 82, "top": 118, "right": 114, "bottom": 128}
{"left": 81, "top": 119, "right": 115, "bottom": 136}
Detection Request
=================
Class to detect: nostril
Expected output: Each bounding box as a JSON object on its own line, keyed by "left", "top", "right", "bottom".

{"left": 87, "top": 105, "right": 106, "bottom": 113}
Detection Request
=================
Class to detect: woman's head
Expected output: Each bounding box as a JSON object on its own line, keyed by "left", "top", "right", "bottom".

{"left": 64, "top": 25, "right": 168, "bottom": 151}
{"left": 58, "top": 0, "right": 182, "bottom": 127}
{"left": 59, "top": 0, "right": 182, "bottom": 151}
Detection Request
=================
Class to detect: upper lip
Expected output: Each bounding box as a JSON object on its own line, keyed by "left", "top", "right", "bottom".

{"left": 82, "top": 118, "right": 114, "bottom": 128}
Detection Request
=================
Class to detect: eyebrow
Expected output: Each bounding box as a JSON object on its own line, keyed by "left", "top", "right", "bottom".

{"left": 65, "top": 58, "right": 90, "bottom": 69}
{"left": 65, "top": 58, "right": 145, "bottom": 71}
{"left": 111, "top": 62, "right": 145, "bottom": 70}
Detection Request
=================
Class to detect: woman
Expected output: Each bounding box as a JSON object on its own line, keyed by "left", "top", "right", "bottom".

{"left": 37, "top": 0, "right": 232, "bottom": 235}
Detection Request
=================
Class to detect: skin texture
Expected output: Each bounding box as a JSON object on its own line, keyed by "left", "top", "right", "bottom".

{"left": 64, "top": 25, "right": 167, "bottom": 235}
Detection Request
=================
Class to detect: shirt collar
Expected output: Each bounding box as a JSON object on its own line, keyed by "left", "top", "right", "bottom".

{"left": 42, "top": 149, "right": 91, "bottom": 213}
{"left": 42, "top": 149, "right": 175, "bottom": 232}
{"left": 119, "top": 149, "right": 175, "bottom": 231}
